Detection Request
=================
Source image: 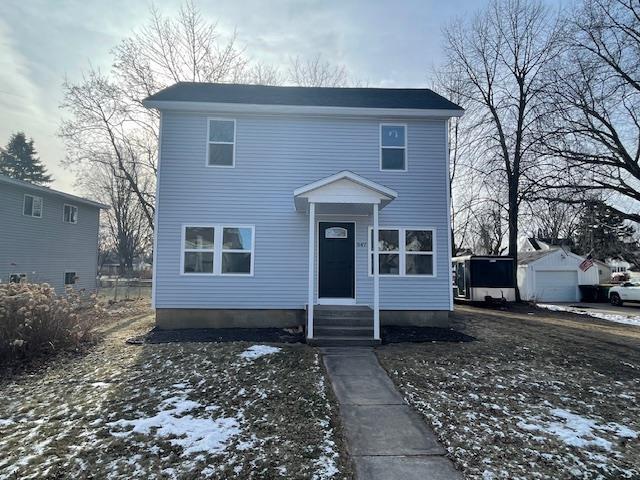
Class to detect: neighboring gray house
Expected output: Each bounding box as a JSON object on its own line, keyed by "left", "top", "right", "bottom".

{"left": 144, "top": 83, "right": 463, "bottom": 343}
{"left": 0, "top": 174, "right": 107, "bottom": 293}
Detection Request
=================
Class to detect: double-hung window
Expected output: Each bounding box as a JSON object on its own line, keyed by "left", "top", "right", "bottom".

{"left": 369, "top": 227, "right": 435, "bottom": 276}
{"left": 221, "top": 227, "right": 253, "bottom": 275}
{"left": 64, "top": 204, "right": 78, "bottom": 224}
{"left": 182, "top": 225, "right": 254, "bottom": 275}
{"left": 23, "top": 194, "right": 43, "bottom": 217}
{"left": 183, "top": 226, "right": 215, "bottom": 274}
{"left": 207, "top": 119, "right": 235, "bottom": 167}
{"left": 380, "top": 124, "right": 407, "bottom": 171}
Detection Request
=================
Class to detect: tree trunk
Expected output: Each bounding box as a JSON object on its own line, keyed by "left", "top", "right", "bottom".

{"left": 508, "top": 187, "right": 521, "bottom": 302}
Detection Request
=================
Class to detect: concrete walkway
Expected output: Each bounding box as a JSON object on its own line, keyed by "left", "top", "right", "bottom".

{"left": 321, "top": 347, "right": 462, "bottom": 480}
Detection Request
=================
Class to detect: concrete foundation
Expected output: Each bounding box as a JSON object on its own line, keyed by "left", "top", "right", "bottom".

{"left": 156, "top": 308, "right": 450, "bottom": 329}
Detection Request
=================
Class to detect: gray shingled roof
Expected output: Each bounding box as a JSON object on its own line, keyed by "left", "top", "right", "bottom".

{"left": 518, "top": 250, "right": 556, "bottom": 265}
{"left": 0, "top": 174, "right": 108, "bottom": 209}
{"left": 144, "top": 82, "right": 464, "bottom": 111}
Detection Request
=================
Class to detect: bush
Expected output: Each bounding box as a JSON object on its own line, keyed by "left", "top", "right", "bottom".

{"left": 0, "top": 282, "right": 100, "bottom": 362}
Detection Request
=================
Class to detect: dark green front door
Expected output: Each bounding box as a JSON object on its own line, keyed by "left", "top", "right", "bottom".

{"left": 318, "top": 222, "right": 355, "bottom": 299}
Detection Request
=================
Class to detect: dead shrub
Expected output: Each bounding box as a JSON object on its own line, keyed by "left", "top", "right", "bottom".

{"left": 0, "top": 282, "right": 101, "bottom": 362}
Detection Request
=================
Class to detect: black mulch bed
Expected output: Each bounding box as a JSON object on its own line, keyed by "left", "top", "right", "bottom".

{"left": 381, "top": 326, "right": 475, "bottom": 344}
{"left": 127, "top": 327, "right": 305, "bottom": 345}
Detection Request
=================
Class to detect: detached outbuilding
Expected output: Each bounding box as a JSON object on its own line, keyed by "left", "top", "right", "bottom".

{"left": 517, "top": 249, "right": 599, "bottom": 302}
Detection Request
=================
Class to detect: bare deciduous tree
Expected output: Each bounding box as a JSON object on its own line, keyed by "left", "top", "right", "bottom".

{"left": 60, "top": 1, "right": 251, "bottom": 234}
{"left": 442, "top": 0, "right": 562, "bottom": 297}
{"left": 542, "top": 0, "right": 640, "bottom": 222}
{"left": 287, "top": 54, "right": 350, "bottom": 87}
{"left": 82, "top": 163, "right": 151, "bottom": 276}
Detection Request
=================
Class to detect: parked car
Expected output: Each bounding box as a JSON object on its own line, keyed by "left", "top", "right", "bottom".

{"left": 609, "top": 282, "right": 640, "bottom": 306}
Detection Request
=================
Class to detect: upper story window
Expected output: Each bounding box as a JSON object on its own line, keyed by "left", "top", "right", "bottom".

{"left": 380, "top": 124, "right": 407, "bottom": 171}
{"left": 64, "top": 272, "right": 77, "bottom": 285}
{"left": 64, "top": 204, "right": 78, "bottom": 224}
{"left": 23, "top": 194, "right": 43, "bottom": 218}
{"left": 207, "top": 119, "right": 235, "bottom": 167}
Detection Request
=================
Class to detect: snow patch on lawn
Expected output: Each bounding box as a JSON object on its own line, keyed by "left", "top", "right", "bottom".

{"left": 239, "top": 345, "right": 281, "bottom": 360}
{"left": 517, "top": 408, "right": 637, "bottom": 451}
{"left": 108, "top": 393, "right": 241, "bottom": 456}
{"left": 311, "top": 355, "right": 340, "bottom": 480}
{"left": 538, "top": 303, "right": 640, "bottom": 326}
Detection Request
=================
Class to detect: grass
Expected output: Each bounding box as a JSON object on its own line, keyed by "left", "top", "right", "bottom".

{"left": 0, "top": 314, "right": 353, "bottom": 479}
{"left": 377, "top": 304, "right": 640, "bottom": 479}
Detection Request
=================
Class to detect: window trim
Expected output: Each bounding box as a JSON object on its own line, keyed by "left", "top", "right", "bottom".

{"left": 23, "top": 194, "right": 43, "bottom": 218}
{"left": 63, "top": 204, "right": 78, "bottom": 224}
{"left": 220, "top": 225, "right": 255, "bottom": 277}
{"left": 368, "top": 226, "right": 436, "bottom": 277}
{"left": 180, "top": 224, "right": 255, "bottom": 276}
{"left": 379, "top": 123, "right": 408, "bottom": 172}
{"left": 64, "top": 271, "right": 77, "bottom": 285}
{"left": 206, "top": 118, "right": 236, "bottom": 168}
{"left": 181, "top": 224, "right": 216, "bottom": 276}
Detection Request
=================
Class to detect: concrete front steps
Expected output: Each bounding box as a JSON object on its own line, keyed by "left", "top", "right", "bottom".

{"left": 307, "top": 305, "right": 381, "bottom": 347}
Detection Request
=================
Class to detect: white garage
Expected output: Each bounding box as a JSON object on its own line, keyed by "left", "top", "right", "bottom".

{"left": 517, "top": 249, "right": 599, "bottom": 302}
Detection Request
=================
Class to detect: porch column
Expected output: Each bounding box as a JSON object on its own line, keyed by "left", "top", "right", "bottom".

{"left": 307, "top": 202, "right": 316, "bottom": 339}
{"left": 373, "top": 203, "right": 380, "bottom": 340}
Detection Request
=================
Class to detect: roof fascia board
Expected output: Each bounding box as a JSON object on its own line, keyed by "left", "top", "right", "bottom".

{"left": 294, "top": 171, "right": 398, "bottom": 199}
{"left": 143, "top": 100, "right": 464, "bottom": 118}
{"left": 0, "top": 175, "right": 109, "bottom": 209}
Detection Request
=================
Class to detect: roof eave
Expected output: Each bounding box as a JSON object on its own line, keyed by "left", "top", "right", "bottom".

{"left": 142, "top": 100, "right": 465, "bottom": 118}
{"left": 0, "top": 175, "right": 109, "bottom": 209}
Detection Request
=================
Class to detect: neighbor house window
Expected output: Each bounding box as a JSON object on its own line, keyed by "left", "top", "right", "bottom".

{"left": 63, "top": 204, "right": 78, "bottom": 224}
{"left": 183, "top": 226, "right": 215, "bottom": 274}
{"left": 380, "top": 124, "right": 407, "bottom": 171}
{"left": 9, "top": 273, "right": 26, "bottom": 283}
{"left": 64, "top": 272, "right": 77, "bottom": 285}
{"left": 23, "top": 194, "right": 43, "bottom": 217}
{"left": 221, "top": 227, "right": 254, "bottom": 275}
{"left": 207, "top": 119, "right": 235, "bottom": 167}
{"left": 182, "top": 225, "right": 254, "bottom": 275}
{"left": 369, "top": 227, "right": 435, "bottom": 276}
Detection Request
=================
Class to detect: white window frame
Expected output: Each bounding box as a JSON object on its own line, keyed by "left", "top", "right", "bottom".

{"left": 63, "top": 204, "right": 78, "bottom": 224}
{"left": 379, "top": 123, "right": 408, "bottom": 172}
{"left": 180, "top": 224, "right": 254, "bottom": 276}
{"left": 368, "top": 226, "right": 436, "bottom": 277}
{"left": 23, "top": 194, "right": 43, "bottom": 218}
{"left": 220, "top": 225, "right": 255, "bottom": 276}
{"left": 181, "top": 225, "right": 216, "bottom": 276}
{"left": 206, "top": 118, "right": 236, "bottom": 168}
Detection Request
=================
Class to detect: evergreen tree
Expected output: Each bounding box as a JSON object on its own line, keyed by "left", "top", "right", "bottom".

{"left": 574, "top": 200, "right": 638, "bottom": 261}
{"left": 0, "top": 132, "right": 52, "bottom": 184}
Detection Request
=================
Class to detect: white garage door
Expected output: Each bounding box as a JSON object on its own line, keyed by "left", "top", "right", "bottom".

{"left": 534, "top": 270, "right": 579, "bottom": 302}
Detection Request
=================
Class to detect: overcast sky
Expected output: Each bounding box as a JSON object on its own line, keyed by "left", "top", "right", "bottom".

{"left": 0, "top": 0, "right": 494, "bottom": 194}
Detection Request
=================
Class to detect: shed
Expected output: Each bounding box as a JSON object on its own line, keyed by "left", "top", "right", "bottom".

{"left": 517, "top": 249, "right": 599, "bottom": 302}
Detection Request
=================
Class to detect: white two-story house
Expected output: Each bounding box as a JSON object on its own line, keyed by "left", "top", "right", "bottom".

{"left": 144, "top": 83, "right": 463, "bottom": 344}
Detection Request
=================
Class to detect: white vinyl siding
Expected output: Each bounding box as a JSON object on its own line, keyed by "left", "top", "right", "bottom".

{"left": 23, "top": 194, "right": 42, "bottom": 218}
